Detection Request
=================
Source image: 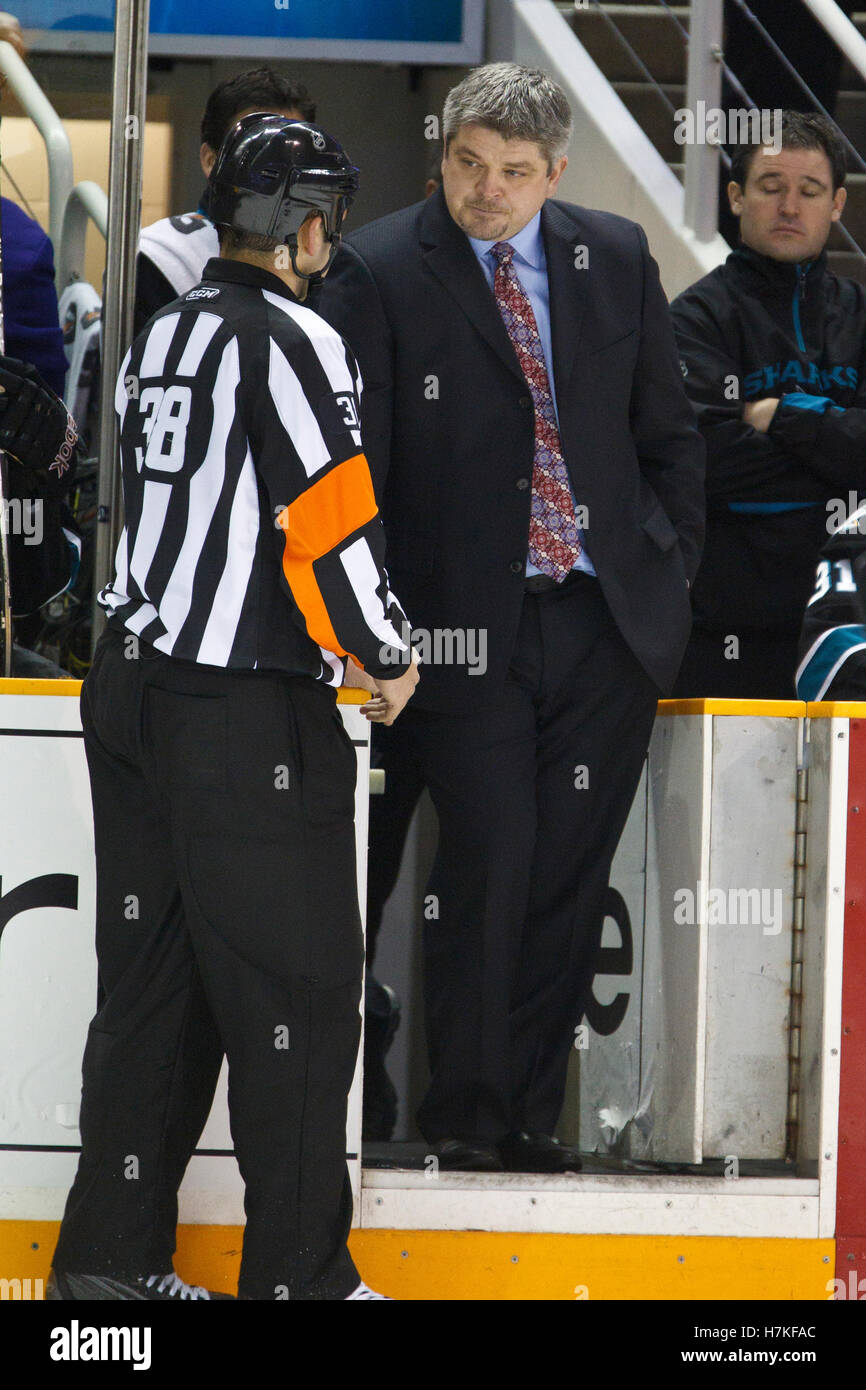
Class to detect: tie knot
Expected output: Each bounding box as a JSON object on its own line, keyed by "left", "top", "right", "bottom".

{"left": 490, "top": 241, "right": 514, "bottom": 266}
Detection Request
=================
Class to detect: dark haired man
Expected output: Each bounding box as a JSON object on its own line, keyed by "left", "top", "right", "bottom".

{"left": 316, "top": 62, "right": 704, "bottom": 1172}
{"left": 717, "top": 1, "right": 856, "bottom": 246}
{"left": 671, "top": 111, "right": 866, "bottom": 697}
{"left": 133, "top": 67, "right": 315, "bottom": 336}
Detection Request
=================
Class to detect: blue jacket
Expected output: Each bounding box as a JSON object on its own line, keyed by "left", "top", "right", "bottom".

{"left": 1, "top": 199, "right": 76, "bottom": 614}
{"left": 1, "top": 197, "right": 67, "bottom": 396}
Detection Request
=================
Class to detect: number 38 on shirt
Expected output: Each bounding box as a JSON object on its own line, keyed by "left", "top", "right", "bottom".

{"left": 134, "top": 385, "right": 192, "bottom": 473}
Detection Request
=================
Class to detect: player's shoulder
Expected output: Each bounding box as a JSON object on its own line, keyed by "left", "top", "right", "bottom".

{"left": 0, "top": 194, "right": 50, "bottom": 247}
{"left": 139, "top": 211, "right": 215, "bottom": 250}
{"left": 0, "top": 194, "right": 54, "bottom": 274}
{"left": 824, "top": 261, "right": 866, "bottom": 319}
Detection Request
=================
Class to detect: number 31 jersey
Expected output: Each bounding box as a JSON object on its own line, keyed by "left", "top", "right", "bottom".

{"left": 797, "top": 501, "right": 866, "bottom": 700}
{"left": 100, "top": 256, "right": 412, "bottom": 684}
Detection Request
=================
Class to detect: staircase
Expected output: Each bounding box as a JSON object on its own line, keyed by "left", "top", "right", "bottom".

{"left": 555, "top": 1, "right": 866, "bottom": 281}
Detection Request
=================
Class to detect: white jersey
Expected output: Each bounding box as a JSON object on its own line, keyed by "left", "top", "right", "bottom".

{"left": 138, "top": 212, "right": 221, "bottom": 300}
{"left": 58, "top": 280, "right": 102, "bottom": 432}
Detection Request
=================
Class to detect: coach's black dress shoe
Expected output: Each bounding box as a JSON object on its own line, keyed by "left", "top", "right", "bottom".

{"left": 429, "top": 1139, "right": 504, "bottom": 1172}
{"left": 497, "top": 1132, "right": 583, "bottom": 1173}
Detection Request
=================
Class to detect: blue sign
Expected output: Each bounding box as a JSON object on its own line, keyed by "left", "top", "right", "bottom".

{"left": 18, "top": 1, "right": 472, "bottom": 48}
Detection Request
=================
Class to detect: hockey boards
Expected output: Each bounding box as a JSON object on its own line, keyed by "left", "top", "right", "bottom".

{"left": 0, "top": 192, "right": 12, "bottom": 675}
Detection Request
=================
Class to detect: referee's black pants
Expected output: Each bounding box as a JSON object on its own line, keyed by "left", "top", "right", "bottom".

{"left": 384, "top": 573, "right": 660, "bottom": 1144}
{"left": 52, "top": 626, "right": 364, "bottom": 1300}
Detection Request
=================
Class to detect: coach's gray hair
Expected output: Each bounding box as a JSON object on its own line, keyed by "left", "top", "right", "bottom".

{"left": 442, "top": 62, "right": 573, "bottom": 168}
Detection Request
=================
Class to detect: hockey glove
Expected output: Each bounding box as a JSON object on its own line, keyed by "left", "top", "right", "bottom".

{"left": 0, "top": 355, "right": 77, "bottom": 483}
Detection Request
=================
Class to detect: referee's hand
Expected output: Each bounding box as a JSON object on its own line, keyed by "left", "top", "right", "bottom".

{"left": 361, "top": 658, "right": 419, "bottom": 726}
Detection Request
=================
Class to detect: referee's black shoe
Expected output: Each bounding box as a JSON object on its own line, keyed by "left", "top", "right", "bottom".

{"left": 45, "top": 1268, "right": 235, "bottom": 1300}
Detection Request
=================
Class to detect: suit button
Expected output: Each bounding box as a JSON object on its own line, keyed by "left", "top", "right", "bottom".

{"left": 516, "top": 477, "right": 529, "bottom": 490}
{"left": 510, "top": 560, "right": 523, "bottom": 575}
{"left": 519, "top": 395, "right": 532, "bottom": 408}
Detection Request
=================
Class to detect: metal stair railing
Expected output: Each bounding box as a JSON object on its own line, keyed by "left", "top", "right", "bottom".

{"left": 725, "top": 0, "right": 866, "bottom": 262}
{"left": 802, "top": 0, "right": 866, "bottom": 80}
{"left": 561, "top": 0, "right": 866, "bottom": 262}
{"left": 0, "top": 37, "right": 72, "bottom": 257}
{"left": 0, "top": 37, "right": 107, "bottom": 287}
{"left": 560, "top": 1, "right": 727, "bottom": 240}
{"left": 58, "top": 181, "right": 108, "bottom": 290}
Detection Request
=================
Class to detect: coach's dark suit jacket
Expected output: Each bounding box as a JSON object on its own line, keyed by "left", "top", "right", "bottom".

{"left": 316, "top": 187, "right": 705, "bottom": 710}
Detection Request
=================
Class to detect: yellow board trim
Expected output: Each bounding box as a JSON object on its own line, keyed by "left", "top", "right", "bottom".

{"left": 0, "top": 1223, "right": 835, "bottom": 1301}
{"left": 0, "top": 677, "right": 366, "bottom": 705}
{"left": 807, "top": 700, "right": 866, "bottom": 719}
{"left": 0, "top": 679, "right": 82, "bottom": 696}
{"left": 657, "top": 698, "right": 805, "bottom": 717}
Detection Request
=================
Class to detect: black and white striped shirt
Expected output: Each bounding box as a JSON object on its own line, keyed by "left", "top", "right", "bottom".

{"left": 100, "top": 257, "right": 411, "bottom": 684}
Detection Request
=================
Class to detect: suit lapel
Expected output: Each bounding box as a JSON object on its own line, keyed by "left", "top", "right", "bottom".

{"left": 541, "top": 200, "right": 589, "bottom": 404}
{"left": 419, "top": 192, "right": 590, "bottom": 397}
{"left": 419, "top": 188, "right": 524, "bottom": 385}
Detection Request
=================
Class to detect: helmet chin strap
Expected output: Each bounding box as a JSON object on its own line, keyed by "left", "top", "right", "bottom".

{"left": 288, "top": 231, "right": 342, "bottom": 285}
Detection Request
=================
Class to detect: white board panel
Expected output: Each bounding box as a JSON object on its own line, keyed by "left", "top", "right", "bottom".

{"left": 360, "top": 1174, "right": 819, "bottom": 1238}
{"left": 0, "top": 688, "right": 369, "bottom": 1225}
{"left": 574, "top": 762, "right": 649, "bottom": 1155}
{"left": 799, "top": 717, "right": 847, "bottom": 1236}
{"left": 702, "top": 717, "right": 798, "bottom": 1158}
{"left": 644, "top": 714, "right": 711, "bottom": 1163}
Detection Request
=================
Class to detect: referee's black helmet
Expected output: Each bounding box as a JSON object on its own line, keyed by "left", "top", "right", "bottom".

{"left": 208, "top": 114, "right": 359, "bottom": 276}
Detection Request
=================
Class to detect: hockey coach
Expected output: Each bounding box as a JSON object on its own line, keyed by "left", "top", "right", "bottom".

{"left": 315, "top": 63, "right": 705, "bottom": 1172}
{"left": 48, "top": 116, "right": 417, "bottom": 1302}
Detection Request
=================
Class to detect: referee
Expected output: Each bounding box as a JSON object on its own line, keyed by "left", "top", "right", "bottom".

{"left": 48, "top": 115, "right": 418, "bottom": 1302}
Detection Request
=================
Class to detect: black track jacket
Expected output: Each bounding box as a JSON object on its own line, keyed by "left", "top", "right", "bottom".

{"left": 671, "top": 245, "right": 866, "bottom": 636}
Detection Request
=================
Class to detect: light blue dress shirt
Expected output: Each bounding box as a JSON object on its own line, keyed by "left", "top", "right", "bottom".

{"left": 468, "top": 212, "right": 595, "bottom": 577}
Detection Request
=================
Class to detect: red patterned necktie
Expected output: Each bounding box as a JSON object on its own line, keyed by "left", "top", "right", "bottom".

{"left": 490, "top": 240, "right": 581, "bottom": 581}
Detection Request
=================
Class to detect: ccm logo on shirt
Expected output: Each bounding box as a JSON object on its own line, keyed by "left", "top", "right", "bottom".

{"left": 185, "top": 288, "right": 220, "bottom": 300}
